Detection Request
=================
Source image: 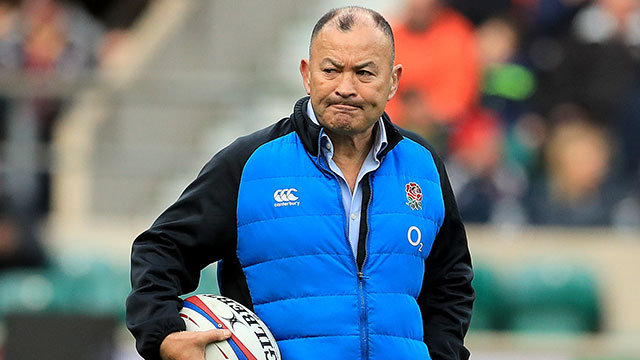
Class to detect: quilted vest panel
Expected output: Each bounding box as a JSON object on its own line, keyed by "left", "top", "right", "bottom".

{"left": 236, "top": 132, "right": 444, "bottom": 360}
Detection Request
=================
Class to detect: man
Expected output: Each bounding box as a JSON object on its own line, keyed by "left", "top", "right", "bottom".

{"left": 126, "top": 6, "right": 474, "bottom": 360}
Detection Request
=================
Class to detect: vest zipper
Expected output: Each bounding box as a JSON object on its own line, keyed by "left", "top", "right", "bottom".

{"left": 317, "top": 155, "right": 373, "bottom": 360}
{"left": 357, "top": 174, "right": 372, "bottom": 360}
{"left": 356, "top": 174, "right": 371, "bottom": 272}
{"left": 358, "top": 271, "right": 368, "bottom": 360}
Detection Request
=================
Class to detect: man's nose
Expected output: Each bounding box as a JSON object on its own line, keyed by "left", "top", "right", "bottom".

{"left": 335, "top": 73, "right": 357, "bottom": 98}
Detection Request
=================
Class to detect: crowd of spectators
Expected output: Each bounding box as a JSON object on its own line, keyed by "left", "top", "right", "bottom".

{"left": 389, "top": 0, "right": 640, "bottom": 227}
{"left": 1, "top": 0, "right": 638, "bottom": 270}
{"left": 0, "top": 0, "right": 149, "bottom": 270}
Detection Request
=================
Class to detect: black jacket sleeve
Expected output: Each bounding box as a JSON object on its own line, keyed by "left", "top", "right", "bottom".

{"left": 418, "top": 153, "right": 475, "bottom": 359}
{"left": 125, "top": 145, "right": 240, "bottom": 360}
{"left": 125, "top": 118, "right": 291, "bottom": 360}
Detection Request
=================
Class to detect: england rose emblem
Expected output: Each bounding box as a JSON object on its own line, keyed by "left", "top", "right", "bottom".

{"left": 405, "top": 182, "right": 423, "bottom": 210}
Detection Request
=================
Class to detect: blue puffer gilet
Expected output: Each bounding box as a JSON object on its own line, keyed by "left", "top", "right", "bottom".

{"left": 236, "top": 130, "right": 444, "bottom": 360}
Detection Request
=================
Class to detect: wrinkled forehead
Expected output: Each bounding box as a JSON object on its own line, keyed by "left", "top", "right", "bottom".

{"left": 309, "top": 8, "right": 394, "bottom": 62}
{"left": 310, "top": 18, "right": 394, "bottom": 66}
{"left": 313, "top": 25, "right": 385, "bottom": 54}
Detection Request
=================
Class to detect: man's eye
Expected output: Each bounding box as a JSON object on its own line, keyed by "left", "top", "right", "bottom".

{"left": 357, "top": 70, "right": 373, "bottom": 76}
{"left": 323, "top": 68, "right": 336, "bottom": 74}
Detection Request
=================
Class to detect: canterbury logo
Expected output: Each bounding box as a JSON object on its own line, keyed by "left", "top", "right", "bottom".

{"left": 274, "top": 188, "right": 298, "bottom": 202}
{"left": 273, "top": 188, "right": 300, "bottom": 207}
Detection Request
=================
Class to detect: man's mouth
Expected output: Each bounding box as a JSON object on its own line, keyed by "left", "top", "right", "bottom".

{"left": 330, "top": 103, "right": 361, "bottom": 111}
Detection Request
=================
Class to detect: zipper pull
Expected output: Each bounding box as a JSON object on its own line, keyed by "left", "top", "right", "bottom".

{"left": 357, "top": 271, "right": 364, "bottom": 280}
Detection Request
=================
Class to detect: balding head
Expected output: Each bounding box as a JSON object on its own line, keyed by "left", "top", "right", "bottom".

{"left": 299, "top": 6, "right": 403, "bottom": 139}
{"left": 309, "top": 6, "right": 395, "bottom": 64}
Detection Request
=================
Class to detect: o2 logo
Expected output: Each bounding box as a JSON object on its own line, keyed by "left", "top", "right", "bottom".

{"left": 407, "top": 226, "right": 423, "bottom": 252}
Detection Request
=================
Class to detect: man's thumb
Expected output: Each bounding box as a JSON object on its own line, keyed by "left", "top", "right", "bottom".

{"left": 198, "top": 329, "right": 232, "bottom": 345}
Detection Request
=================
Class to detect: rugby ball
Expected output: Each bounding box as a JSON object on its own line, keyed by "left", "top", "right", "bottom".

{"left": 179, "top": 294, "right": 281, "bottom": 360}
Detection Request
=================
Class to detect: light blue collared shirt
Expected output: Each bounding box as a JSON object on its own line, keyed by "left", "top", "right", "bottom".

{"left": 306, "top": 102, "right": 388, "bottom": 257}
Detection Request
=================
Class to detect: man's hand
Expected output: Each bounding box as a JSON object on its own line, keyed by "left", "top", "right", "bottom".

{"left": 160, "top": 329, "right": 231, "bottom": 360}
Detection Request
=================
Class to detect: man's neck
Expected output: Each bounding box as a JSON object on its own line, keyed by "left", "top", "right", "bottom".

{"left": 324, "top": 126, "right": 376, "bottom": 192}
{"left": 325, "top": 127, "right": 374, "bottom": 160}
{"left": 306, "top": 101, "right": 381, "bottom": 191}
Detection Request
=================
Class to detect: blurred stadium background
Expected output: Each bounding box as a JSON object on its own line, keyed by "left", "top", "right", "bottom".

{"left": 0, "top": 0, "right": 639, "bottom": 359}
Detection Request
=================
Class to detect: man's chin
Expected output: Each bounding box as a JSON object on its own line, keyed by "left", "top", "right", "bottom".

{"left": 326, "top": 124, "right": 355, "bottom": 136}
{"left": 324, "top": 113, "right": 357, "bottom": 130}
{"left": 323, "top": 117, "right": 376, "bottom": 138}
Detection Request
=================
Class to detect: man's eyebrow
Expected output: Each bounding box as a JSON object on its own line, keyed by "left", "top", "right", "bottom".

{"left": 355, "top": 61, "right": 378, "bottom": 70}
{"left": 320, "top": 58, "right": 343, "bottom": 67}
{"left": 320, "top": 58, "right": 378, "bottom": 70}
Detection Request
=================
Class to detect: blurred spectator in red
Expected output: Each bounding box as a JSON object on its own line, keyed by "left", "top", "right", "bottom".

{"left": 447, "top": 108, "right": 528, "bottom": 224}
{"left": 448, "top": 111, "right": 503, "bottom": 222}
{"left": 387, "top": 0, "right": 480, "bottom": 150}
{"left": 525, "top": 105, "right": 621, "bottom": 226}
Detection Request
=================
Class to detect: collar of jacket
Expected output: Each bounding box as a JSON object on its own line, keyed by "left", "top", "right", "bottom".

{"left": 291, "top": 96, "right": 403, "bottom": 159}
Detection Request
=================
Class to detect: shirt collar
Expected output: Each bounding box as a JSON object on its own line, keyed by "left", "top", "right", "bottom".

{"left": 306, "top": 101, "right": 388, "bottom": 159}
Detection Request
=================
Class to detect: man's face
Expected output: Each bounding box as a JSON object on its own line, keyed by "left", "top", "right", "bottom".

{"left": 300, "top": 21, "right": 402, "bottom": 137}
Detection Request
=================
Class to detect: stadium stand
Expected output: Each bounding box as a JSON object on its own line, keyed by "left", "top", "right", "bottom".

{"left": 1, "top": 0, "right": 639, "bottom": 359}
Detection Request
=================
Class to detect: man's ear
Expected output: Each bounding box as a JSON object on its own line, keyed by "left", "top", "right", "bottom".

{"left": 388, "top": 64, "right": 403, "bottom": 101}
{"left": 300, "top": 59, "right": 312, "bottom": 95}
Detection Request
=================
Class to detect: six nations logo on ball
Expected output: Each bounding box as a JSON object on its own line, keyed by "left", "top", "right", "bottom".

{"left": 405, "top": 182, "right": 423, "bottom": 210}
